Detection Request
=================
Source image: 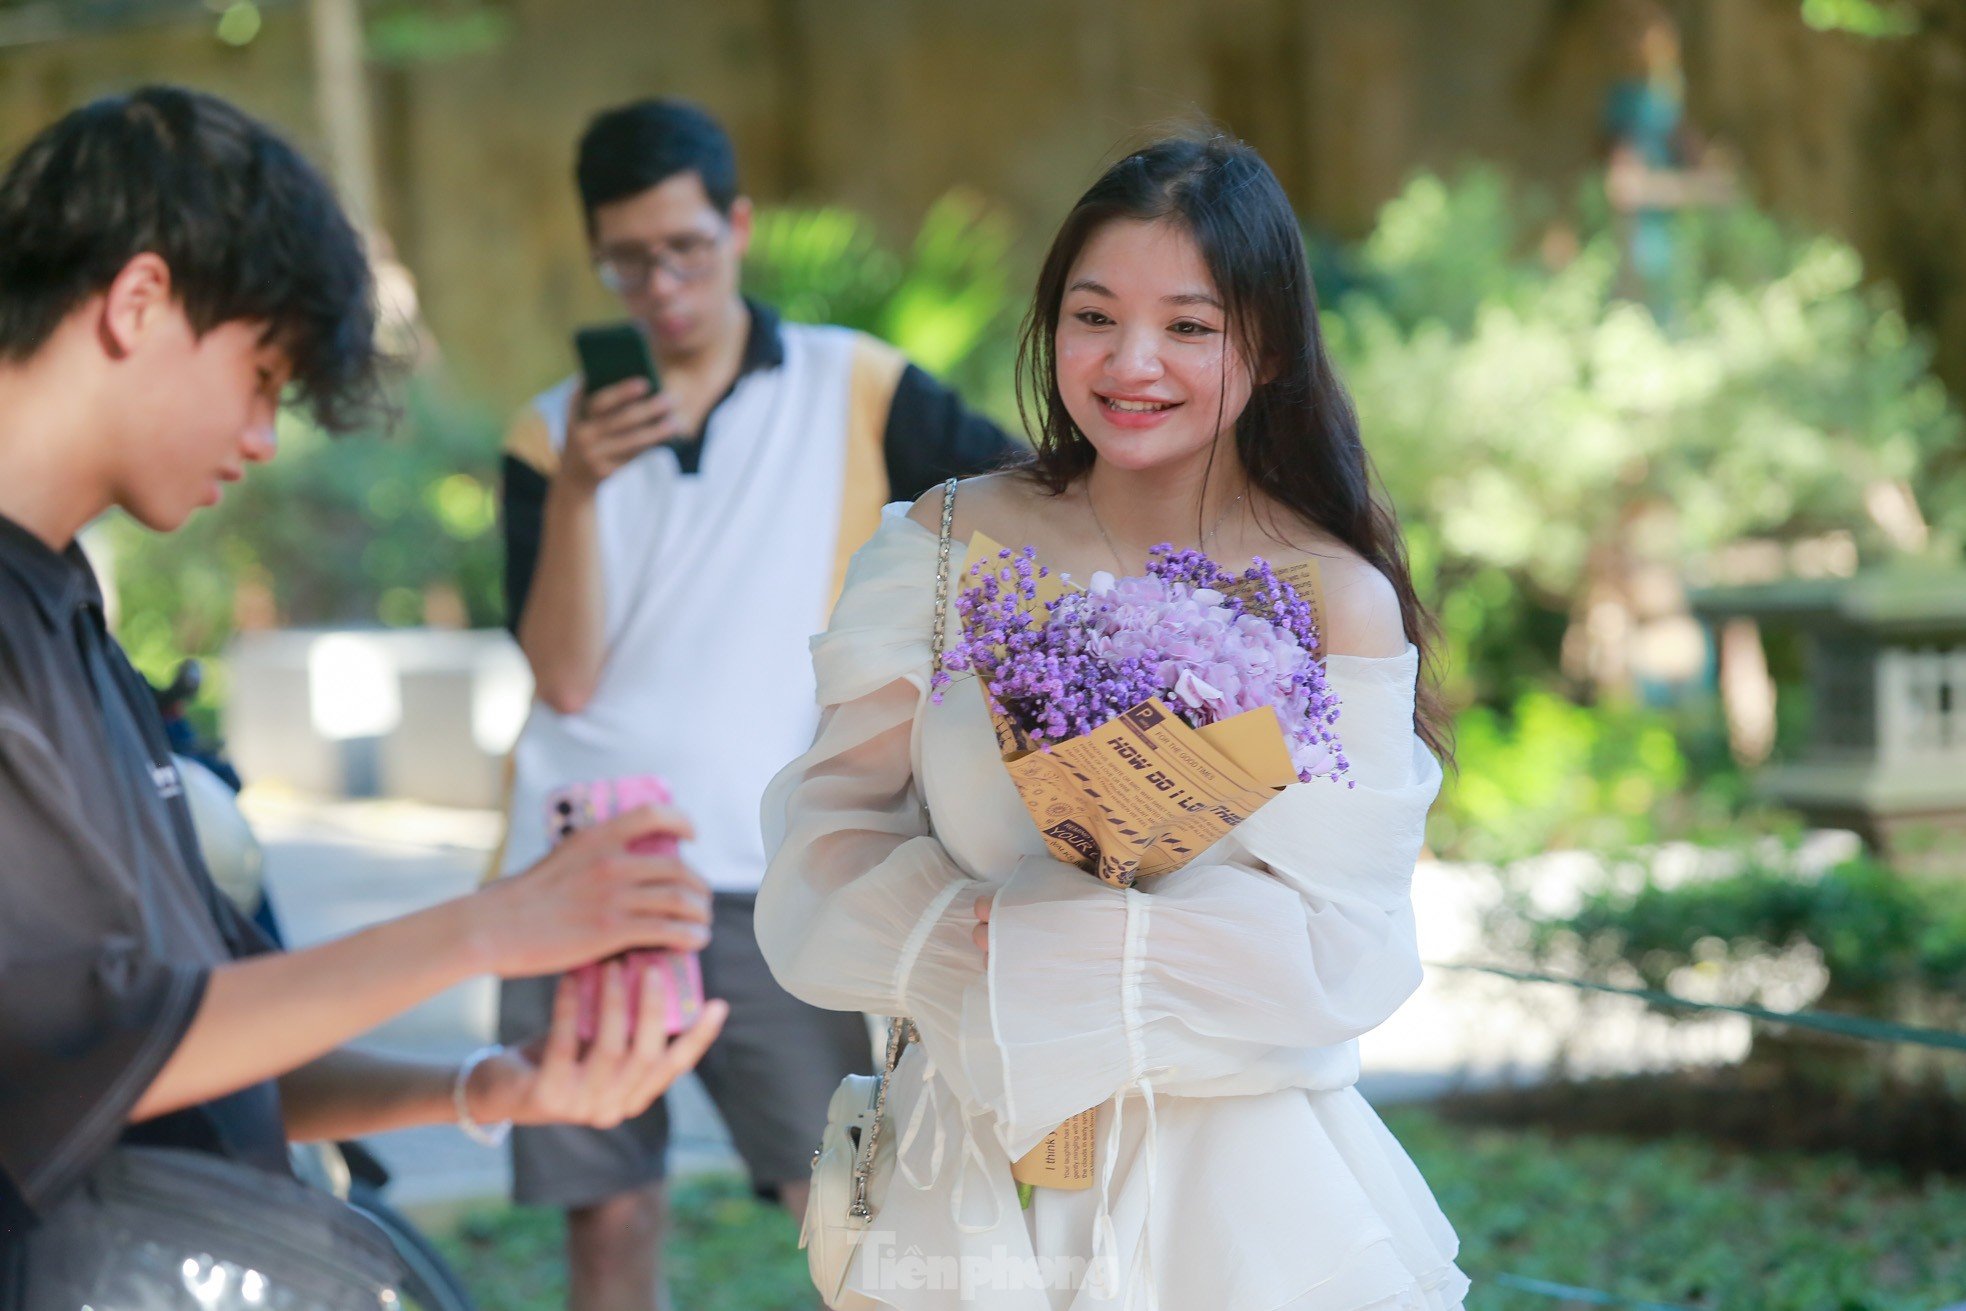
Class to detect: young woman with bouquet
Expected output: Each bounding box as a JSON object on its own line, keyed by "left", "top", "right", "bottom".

{"left": 758, "top": 134, "right": 1466, "bottom": 1311}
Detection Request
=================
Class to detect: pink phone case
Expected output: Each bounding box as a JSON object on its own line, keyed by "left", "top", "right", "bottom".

{"left": 545, "top": 774, "right": 706, "bottom": 1042}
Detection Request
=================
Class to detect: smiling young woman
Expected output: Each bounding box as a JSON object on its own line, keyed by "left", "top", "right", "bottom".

{"left": 757, "top": 133, "right": 1467, "bottom": 1311}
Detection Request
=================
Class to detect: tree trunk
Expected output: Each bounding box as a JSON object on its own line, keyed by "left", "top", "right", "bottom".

{"left": 308, "top": 0, "right": 379, "bottom": 231}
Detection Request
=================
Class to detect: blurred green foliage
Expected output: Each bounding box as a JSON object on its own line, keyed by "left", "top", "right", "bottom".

{"left": 1335, "top": 169, "right": 1963, "bottom": 857}
{"left": 1333, "top": 169, "right": 1962, "bottom": 698}
{"left": 108, "top": 377, "right": 503, "bottom": 689}
{"left": 365, "top": 0, "right": 514, "bottom": 65}
{"left": 1799, "top": 0, "right": 1922, "bottom": 37}
{"left": 743, "top": 189, "right": 1020, "bottom": 421}
{"left": 1395, "top": 1104, "right": 1966, "bottom": 1310}
{"left": 1431, "top": 689, "right": 1684, "bottom": 863}
{"left": 444, "top": 1176, "right": 810, "bottom": 1311}
{"left": 1530, "top": 852, "right": 1966, "bottom": 1016}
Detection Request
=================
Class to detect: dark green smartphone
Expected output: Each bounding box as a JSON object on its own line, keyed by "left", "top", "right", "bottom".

{"left": 574, "top": 322, "right": 661, "bottom": 397}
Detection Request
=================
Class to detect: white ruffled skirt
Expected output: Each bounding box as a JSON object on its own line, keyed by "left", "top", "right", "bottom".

{"left": 844, "top": 1053, "right": 1468, "bottom": 1311}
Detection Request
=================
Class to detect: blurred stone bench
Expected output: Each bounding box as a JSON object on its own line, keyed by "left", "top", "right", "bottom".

{"left": 226, "top": 628, "right": 532, "bottom": 808}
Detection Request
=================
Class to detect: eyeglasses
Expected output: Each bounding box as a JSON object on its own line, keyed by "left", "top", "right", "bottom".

{"left": 593, "top": 231, "right": 724, "bottom": 294}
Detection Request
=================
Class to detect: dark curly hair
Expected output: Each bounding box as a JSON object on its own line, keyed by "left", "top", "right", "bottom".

{"left": 0, "top": 86, "right": 382, "bottom": 433}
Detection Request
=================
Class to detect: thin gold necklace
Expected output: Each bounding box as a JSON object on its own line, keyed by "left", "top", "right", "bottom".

{"left": 1086, "top": 481, "right": 1245, "bottom": 573}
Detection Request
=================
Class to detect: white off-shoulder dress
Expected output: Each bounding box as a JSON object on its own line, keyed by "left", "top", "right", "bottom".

{"left": 758, "top": 505, "right": 1469, "bottom": 1311}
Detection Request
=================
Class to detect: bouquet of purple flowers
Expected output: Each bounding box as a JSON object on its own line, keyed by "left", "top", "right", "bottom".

{"left": 933, "top": 536, "right": 1349, "bottom": 889}
{"left": 940, "top": 544, "right": 1348, "bottom": 784}
{"left": 932, "top": 538, "right": 1354, "bottom": 1206}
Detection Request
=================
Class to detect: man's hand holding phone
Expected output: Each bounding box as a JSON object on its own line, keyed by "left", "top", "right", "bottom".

{"left": 560, "top": 377, "right": 683, "bottom": 491}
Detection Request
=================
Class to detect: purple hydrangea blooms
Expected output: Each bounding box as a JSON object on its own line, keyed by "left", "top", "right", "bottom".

{"left": 934, "top": 544, "right": 1349, "bottom": 785}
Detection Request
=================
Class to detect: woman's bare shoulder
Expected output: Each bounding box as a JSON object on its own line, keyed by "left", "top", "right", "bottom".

{"left": 904, "top": 471, "right": 1052, "bottom": 542}
{"left": 1260, "top": 530, "right": 1407, "bottom": 660}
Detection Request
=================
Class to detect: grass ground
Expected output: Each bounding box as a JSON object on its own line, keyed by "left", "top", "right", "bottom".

{"left": 435, "top": 1105, "right": 1966, "bottom": 1311}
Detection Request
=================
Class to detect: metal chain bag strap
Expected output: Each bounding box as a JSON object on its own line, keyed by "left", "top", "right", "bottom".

{"left": 799, "top": 478, "right": 957, "bottom": 1309}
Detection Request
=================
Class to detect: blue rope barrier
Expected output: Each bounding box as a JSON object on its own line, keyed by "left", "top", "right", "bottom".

{"left": 1427, "top": 962, "right": 1966, "bottom": 1053}
{"left": 1484, "top": 1270, "right": 1701, "bottom": 1309}
{"left": 1483, "top": 1269, "right": 1959, "bottom": 1311}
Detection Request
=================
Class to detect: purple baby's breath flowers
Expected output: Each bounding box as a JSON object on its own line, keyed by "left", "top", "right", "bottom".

{"left": 935, "top": 544, "right": 1348, "bottom": 785}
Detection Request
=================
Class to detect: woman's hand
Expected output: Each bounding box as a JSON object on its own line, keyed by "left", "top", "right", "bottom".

{"left": 468, "top": 962, "right": 728, "bottom": 1130}
{"left": 973, "top": 893, "right": 993, "bottom": 966}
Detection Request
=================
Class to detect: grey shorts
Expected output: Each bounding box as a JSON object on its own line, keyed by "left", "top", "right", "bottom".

{"left": 497, "top": 892, "right": 874, "bottom": 1209}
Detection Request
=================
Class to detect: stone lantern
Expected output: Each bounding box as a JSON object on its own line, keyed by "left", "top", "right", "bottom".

{"left": 1690, "top": 570, "right": 1966, "bottom": 864}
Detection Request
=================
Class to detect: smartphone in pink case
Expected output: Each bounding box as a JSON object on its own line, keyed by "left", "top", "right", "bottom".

{"left": 545, "top": 774, "right": 706, "bottom": 1043}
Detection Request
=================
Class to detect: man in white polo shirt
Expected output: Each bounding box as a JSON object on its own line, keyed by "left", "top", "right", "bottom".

{"left": 497, "top": 98, "right": 1014, "bottom": 1310}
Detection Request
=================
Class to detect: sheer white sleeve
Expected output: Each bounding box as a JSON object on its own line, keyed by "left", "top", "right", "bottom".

{"left": 756, "top": 673, "right": 990, "bottom": 1031}
{"left": 755, "top": 514, "right": 993, "bottom": 1101}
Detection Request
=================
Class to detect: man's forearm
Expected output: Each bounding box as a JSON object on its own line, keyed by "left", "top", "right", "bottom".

{"left": 130, "top": 897, "right": 489, "bottom": 1123}
{"left": 516, "top": 476, "right": 608, "bottom": 713}
{"left": 278, "top": 1048, "right": 457, "bottom": 1143}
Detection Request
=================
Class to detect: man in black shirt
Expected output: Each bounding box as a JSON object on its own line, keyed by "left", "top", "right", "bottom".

{"left": 0, "top": 86, "right": 727, "bottom": 1281}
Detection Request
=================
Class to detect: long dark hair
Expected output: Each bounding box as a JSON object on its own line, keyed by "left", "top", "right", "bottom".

{"left": 1015, "top": 133, "right": 1452, "bottom": 765}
